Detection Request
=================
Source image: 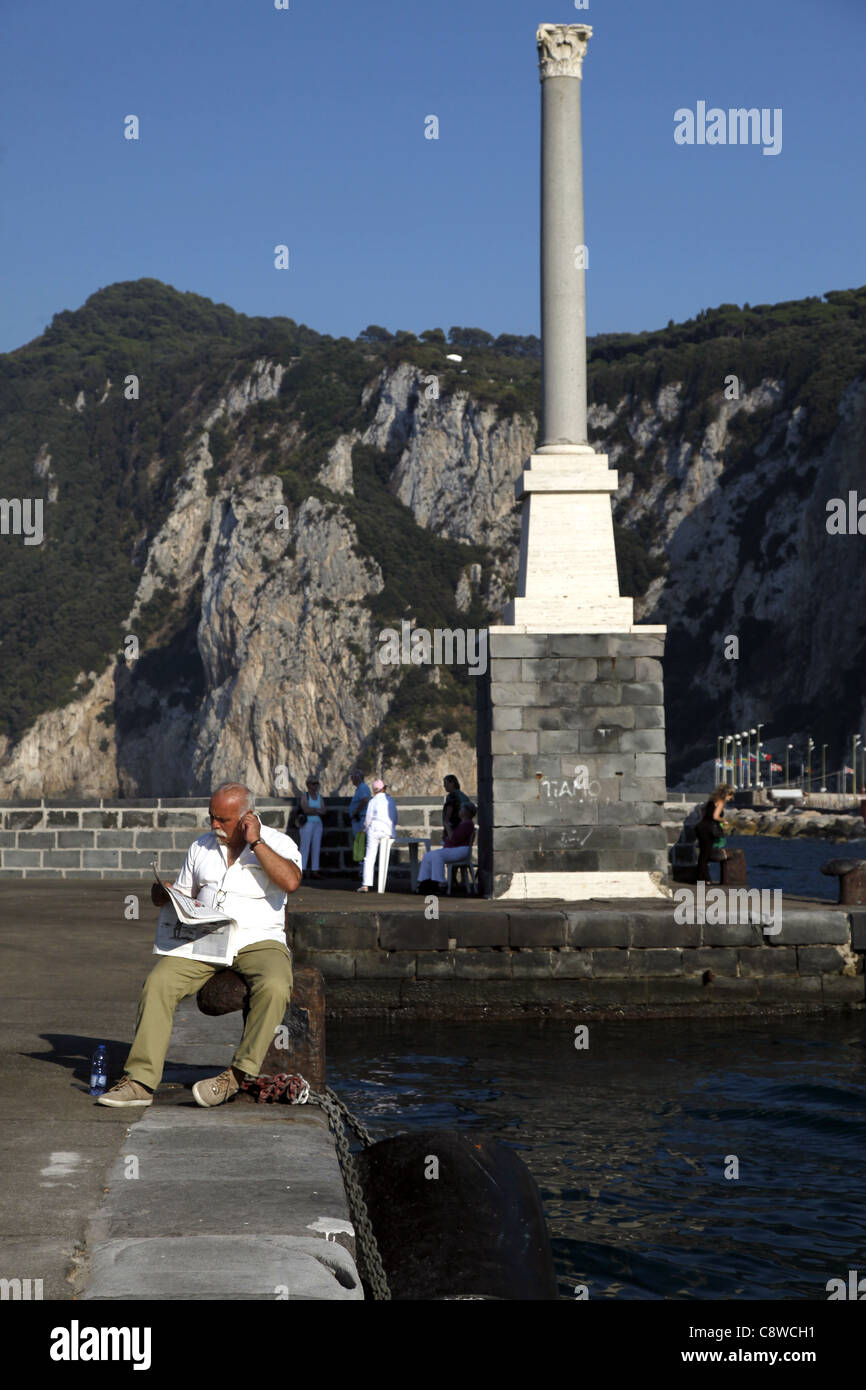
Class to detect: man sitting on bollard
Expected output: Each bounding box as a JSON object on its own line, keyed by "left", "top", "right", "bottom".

{"left": 98, "top": 782, "right": 302, "bottom": 1109}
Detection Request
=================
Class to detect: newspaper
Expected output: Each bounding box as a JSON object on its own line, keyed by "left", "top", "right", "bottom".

{"left": 150, "top": 861, "right": 238, "bottom": 966}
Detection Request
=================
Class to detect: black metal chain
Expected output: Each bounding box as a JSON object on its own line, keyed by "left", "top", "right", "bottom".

{"left": 240, "top": 1072, "right": 390, "bottom": 1300}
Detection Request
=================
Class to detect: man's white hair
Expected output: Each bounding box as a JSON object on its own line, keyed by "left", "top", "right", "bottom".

{"left": 211, "top": 782, "right": 255, "bottom": 815}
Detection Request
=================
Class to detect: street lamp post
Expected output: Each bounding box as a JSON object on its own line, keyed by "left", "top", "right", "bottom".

{"left": 743, "top": 730, "right": 751, "bottom": 790}
{"left": 821, "top": 743, "right": 828, "bottom": 793}
{"left": 854, "top": 735, "right": 862, "bottom": 797}
{"left": 755, "top": 723, "right": 764, "bottom": 787}
{"left": 806, "top": 738, "right": 814, "bottom": 795}
{"left": 786, "top": 744, "right": 792, "bottom": 788}
{"left": 735, "top": 736, "right": 742, "bottom": 790}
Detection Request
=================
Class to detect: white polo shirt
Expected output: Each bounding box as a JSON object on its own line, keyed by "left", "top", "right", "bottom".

{"left": 173, "top": 821, "right": 302, "bottom": 953}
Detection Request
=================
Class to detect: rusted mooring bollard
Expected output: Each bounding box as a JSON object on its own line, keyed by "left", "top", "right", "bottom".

{"left": 196, "top": 963, "right": 326, "bottom": 1090}
{"left": 821, "top": 859, "right": 866, "bottom": 907}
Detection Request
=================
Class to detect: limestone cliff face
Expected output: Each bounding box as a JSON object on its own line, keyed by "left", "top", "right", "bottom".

{"left": 0, "top": 356, "right": 516, "bottom": 798}
{"left": 361, "top": 361, "right": 531, "bottom": 551}
{"left": 1, "top": 347, "right": 863, "bottom": 798}
{"left": 597, "top": 375, "right": 866, "bottom": 782}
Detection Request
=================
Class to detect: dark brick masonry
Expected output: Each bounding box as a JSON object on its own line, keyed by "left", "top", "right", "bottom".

{"left": 477, "top": 632, "right": 668, "bottom": 896}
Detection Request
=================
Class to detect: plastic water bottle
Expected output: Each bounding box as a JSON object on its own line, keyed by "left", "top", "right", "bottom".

{"left": 89, "top": 1044, "right": 108, "bottom": 1096}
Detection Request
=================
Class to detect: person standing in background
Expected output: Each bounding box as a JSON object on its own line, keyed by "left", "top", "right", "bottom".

{"left": 299, "top": 776, "right": 326, "bottom": 879}
{"left": 348, "top": 766, "right": 372, "bottom": 881}
{"left": 348, "top": 768, "right": 371, "bottom": 835}
{"left": 694, "top": 791, "right": 728, "bottom": 883}
{"left": 358, "top": 778, "right": 397, "bottom": 893}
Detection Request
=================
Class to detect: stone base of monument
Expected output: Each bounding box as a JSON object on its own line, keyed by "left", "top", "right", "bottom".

{"left": 477, "top": 629, "right": 669, "bottom": 900}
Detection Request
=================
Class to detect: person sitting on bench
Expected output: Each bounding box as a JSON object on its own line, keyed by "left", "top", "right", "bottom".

{"left": 416, "top": 802, "right": 476, "bottom": 891}
{"left": 97, "top": 782, "right": 302, "bottom": 1109}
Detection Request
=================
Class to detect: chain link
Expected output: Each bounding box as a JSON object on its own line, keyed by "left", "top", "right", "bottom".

{"left": 239, "top": 1071, "right": 391, "bottom": 1300}
{"left": 308, "top": 1086, "right": 391, "bottom": 1301}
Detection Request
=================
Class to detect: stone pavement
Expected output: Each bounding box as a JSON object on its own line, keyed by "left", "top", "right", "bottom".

{"left": 1, "top": 877, "right": 860, "bottom": 1301}
{"left": 79, "top": 1100, "right": 360, "bottom": 1301}
{"left": 0, "top": 880, "right": 359, "bottom": 1301}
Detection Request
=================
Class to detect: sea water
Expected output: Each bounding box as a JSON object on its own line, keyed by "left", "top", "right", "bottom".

{"left": 328, "top": 837, "right": 866, "bottom": 1300}
{"left": 328, "top": 1015, "right": 866, "bottom": 1300}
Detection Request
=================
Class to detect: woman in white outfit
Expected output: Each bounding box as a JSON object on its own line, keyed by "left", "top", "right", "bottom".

{"left": 358, "top": 778, "right": 397, "bottom": 892}
{"left": 299, "top": 775, "right": 326, "bottom": 878}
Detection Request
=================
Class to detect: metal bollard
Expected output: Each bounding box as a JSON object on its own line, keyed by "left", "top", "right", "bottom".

{"left": 196, "top": 963, "right": 326, "bottom": 1090}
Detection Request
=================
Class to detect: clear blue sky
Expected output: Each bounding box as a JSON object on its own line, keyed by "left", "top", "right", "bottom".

{"left": 1, "top": 0, "right": 863, "bottom": 354}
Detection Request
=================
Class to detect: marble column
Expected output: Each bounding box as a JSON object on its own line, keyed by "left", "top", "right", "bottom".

{"left": 538, "top": 21, "right": 591, "bottom": 451}
{"left": 502, "top": 23, "right": 646, "bottom": 633}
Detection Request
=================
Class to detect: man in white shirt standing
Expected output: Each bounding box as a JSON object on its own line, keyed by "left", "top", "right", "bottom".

{"left": 98, "top": 782, "right": 302, "bottom": 1109}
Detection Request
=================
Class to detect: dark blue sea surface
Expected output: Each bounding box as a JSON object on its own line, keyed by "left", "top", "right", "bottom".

{"left": 725, "top": 834, "right": 866, "bottom": 900}
{"left": 328, "top": 1017, "right": 866, "bottom": 1300}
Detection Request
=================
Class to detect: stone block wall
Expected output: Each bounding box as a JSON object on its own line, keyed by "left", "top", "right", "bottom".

{"left": 287, "top": 902, "right": 865, "bottom": 1018}
{"left": 0, "top": 797, "right": 451, "bottom": 878}
{"left": 478, "top": 631, "right": 668, "bottom": 895}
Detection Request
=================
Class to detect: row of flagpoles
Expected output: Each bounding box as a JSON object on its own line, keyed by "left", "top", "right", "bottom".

{"left": 716, "top": 738, "right": 865, "bottom": 794}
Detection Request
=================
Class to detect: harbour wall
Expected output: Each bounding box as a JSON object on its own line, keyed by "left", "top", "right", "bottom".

{"left": 0, "top": 797, "right": 448, "bottom": 879}
{"left": 0, "top": 795, "right": 694, "bottom": 878}
{"left": 288, "top": 901, "right": 866, "bottom": 1019}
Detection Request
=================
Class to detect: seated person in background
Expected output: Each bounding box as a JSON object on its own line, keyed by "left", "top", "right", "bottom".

{"left": 442, "top": 774, "right": 470, "bottom": 840}
{"left": 418, "top": 802, "right": 476, "bottom": 891}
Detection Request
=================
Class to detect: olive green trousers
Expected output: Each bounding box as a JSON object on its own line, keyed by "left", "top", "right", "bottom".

{"left": 124, "top": 941, "right": 293, "bottom": 1091}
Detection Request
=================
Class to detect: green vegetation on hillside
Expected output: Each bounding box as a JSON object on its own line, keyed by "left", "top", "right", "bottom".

{"left": 1, "top": 277, "right": 863, "bottom": 764}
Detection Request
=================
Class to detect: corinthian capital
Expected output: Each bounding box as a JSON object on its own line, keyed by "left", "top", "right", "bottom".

{"left": 536, "top": 22, "right": 593, "bottom": 80}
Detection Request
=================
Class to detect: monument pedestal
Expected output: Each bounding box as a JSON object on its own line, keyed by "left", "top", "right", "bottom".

{"left": 503, "top": 449, "right": 639, "bottom": 632}
{"left": 477, "top": 629, "right": 669, "bottom": 900}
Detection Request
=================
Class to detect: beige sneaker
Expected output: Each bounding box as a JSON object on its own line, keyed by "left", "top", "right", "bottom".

{"left": 192, "top": 1067, "right": 241, "bottom": 1108}
{"left": 97, "top": 1076, "right": 153, "bottom": 1107}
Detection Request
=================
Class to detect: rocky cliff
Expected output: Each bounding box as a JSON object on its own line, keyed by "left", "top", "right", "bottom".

{"left": 0, "top": 280, "right": 864, "bottom": 797}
